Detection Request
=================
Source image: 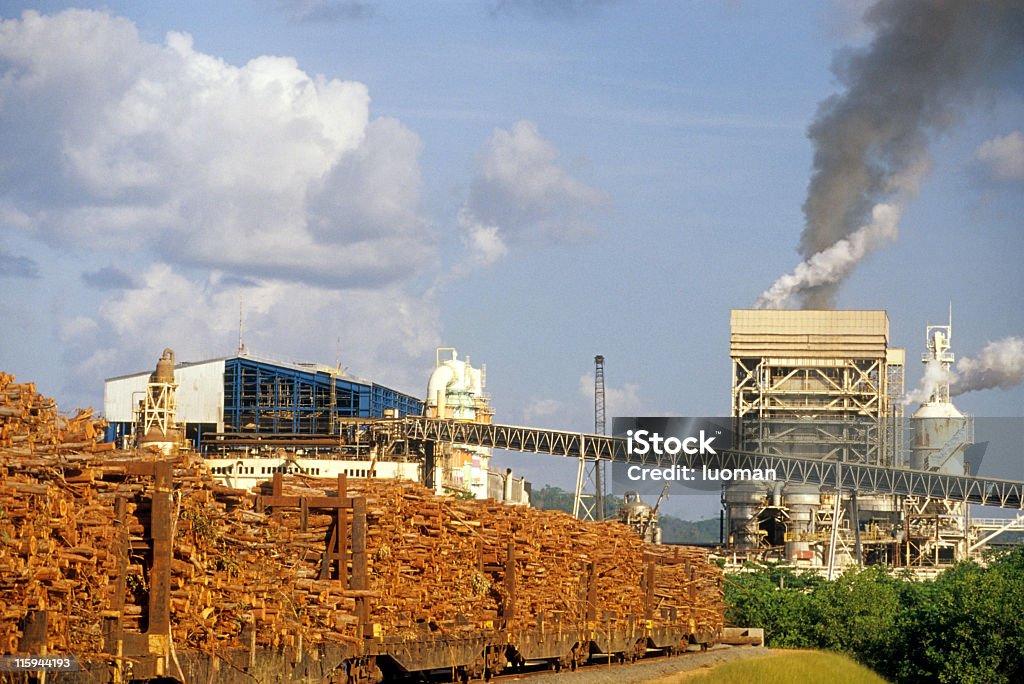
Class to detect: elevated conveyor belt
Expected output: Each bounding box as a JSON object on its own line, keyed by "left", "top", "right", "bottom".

{"left": 401, "top": 418, "right": 1024, "bottom": 509}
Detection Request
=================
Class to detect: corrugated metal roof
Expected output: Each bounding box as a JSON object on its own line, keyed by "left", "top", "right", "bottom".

{"left": 730, "top": 309, "right": 892, "bottom": 359}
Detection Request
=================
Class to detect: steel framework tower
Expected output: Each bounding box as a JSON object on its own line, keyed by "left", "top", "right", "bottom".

{"left": 727, "top": 310, "right": 905, "bottom": 570}
{"left": 574, "top": 355, "right": 607, "bottom": 520}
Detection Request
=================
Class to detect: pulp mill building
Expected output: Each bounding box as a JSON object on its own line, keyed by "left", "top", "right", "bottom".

{"left": 103, "top": 349, "right": 529, "bottom": 504}
{"left": 103, "top": 353, "right": 424, "bottom": 452}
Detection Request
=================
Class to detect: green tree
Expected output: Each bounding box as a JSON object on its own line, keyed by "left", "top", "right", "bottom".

{"left": 808, "top": 566, "right": 901, "bottom": 673}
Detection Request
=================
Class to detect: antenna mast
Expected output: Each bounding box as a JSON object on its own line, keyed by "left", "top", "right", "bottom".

{"left": 238, "top": 301, "right": 245, "bottom": 355}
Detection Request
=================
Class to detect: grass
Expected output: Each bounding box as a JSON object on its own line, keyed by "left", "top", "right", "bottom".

{"left": 654, "top": 650, "right": 888, "bottom": 684}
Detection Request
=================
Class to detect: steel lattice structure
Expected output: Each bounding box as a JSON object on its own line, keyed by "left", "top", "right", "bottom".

{"left": 400, "top": 418, "right": 1024, "bottom": 509}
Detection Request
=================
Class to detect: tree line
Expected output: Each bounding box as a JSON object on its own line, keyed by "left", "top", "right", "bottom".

{"left": 725, "top": 547, "right": 1024, "bottom": 683}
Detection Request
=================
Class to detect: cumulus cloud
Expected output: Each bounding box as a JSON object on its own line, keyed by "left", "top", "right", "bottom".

{"left": 66, "top": 263, "right": 440, "bottom": 395}
{"left": 446, "top": 120, "right": 604, "bottom": 283}
{"left": 457, "top": 209, "right": 508, "bottom": 267}
{"left": 0, "top": 9, "right": 441, "bottom": 399}
{"left": 976, "top": 131, "right": 1024, "bottom": 182}
{"left": 465, "top": 120, "right": 605, "bottom": 245}
{"left": 521, "top": 397, "right": 565, "bottom": 428}
{"left": 516, "top": 372, "right": 645, "bottom": 433}
{"left": 577, "top": 372, "right": 644, "bottom": 422}
{"left": 0, "top": 9, "right": 431, "bottom": 288}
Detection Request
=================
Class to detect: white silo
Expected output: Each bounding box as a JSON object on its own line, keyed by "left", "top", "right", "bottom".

{"left": 906, "top": 319, "right": 972, "bottom": 564}
{"left": 910, "top": 323, "right": 970, "bottom": 476}
{"left": 425, "top": 348, "right": 493, "bottom": 499}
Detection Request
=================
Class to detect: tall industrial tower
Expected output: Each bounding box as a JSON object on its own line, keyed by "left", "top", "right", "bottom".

{"left": 727, "top": 310, "right": 905, "bottom": 568}
{"left": 574, "top": 355, "right": 607, "bottom": 520}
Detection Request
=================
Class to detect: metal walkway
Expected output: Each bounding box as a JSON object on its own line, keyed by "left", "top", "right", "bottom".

{"left": 401, "top": 418, "right": 1024, "bottom": 509}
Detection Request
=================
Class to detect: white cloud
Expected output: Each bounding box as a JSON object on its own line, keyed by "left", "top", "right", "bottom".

{"left": 466, "top": 119, "right": 605, "bottom": 247}
{"left": 0, "top": 9, "right": 432, "bottom": 288}
{"left": 521, "top": 397, "right": 566, "bottom": 427}
{"left": 72, "top": 263, "right": 440, "bottom": 394}
{"left": 976, "top": 131, "right": 1024, "bottom": 182}
{"left": 577, "top": 372, "right": 645, "bottom": 421}
{"left": 515, "top": 374, "right": 645, "bottom": 434}
{"left": 281, "top": 1, "right": 376, "bottom": 23}
{"left": 58, "top": 316, "right": 99, "bottom": 343}
{"left": 1, "top": 9, "right": 442, "bottom": 401}
{"left": 436, "top": 120, "right": 604, "bottom": 286}
{"left": 457, "top": 208, "right": 508, "bottom": 267}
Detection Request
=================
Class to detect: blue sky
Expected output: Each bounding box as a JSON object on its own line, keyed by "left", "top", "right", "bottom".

{"left": 2, "top": 1, "right": 1022, "bottom": 517}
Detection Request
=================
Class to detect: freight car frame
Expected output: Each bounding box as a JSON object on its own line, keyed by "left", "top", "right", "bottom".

{"left": 9, "top": 463, "right": 720, "bottom": 683}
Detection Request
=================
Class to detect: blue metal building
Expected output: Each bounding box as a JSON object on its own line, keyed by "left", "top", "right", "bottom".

{"left": 104, "top": 354, "right": 424, "bottom": 450}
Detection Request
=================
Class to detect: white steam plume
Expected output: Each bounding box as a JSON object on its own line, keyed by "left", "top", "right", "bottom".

{"left": 902, "top": 336, "right": 1024, "bottom": 405}
{"left": 903, "top": 359, "right": 952, "bottom": 406}
{"left": 951, "top": 337, "right": 1024, "bottom": 396}
{"left": 754, "top": 203, "right": 900, "bottom": 310}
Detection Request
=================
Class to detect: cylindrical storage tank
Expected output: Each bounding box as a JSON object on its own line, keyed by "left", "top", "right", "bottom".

{"left": 783, "top": 484, "right": 820, "bottom": 560}
{"left": 910, "top": 401, "right": 968, "bottom": 475}
{"left": 724, "top": 482, "right": 768, "bottom": 549}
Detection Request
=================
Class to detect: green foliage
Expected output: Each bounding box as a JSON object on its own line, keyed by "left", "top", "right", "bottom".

{"left": 725, "top": 547, "right": 1024, "bottom": 684}
{"left": 892, "top": 549, "right": 1024, "bottom": 684}
{"left": 659, "top": 515, "right": 720, "bottom": 544}
{"left": 529, "top": 485, "right": 577, "bottom": 514}
{"left": 725, "top": 565, "right": 822, "bottom": 649}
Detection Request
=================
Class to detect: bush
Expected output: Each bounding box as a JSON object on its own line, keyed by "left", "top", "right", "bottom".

{"left": 724, "top": 547, "right": 1024, "bottom": 683}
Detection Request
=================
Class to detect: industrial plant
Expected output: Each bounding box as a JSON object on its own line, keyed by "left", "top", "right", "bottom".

{"left": 3, "top": 304, "right": 1023, "bottom": 682}
{"left": 724, "top": 309, "right": 1019, "bottom": 573}
{"left": 102, "top": 347, "right": 529, "bottom": 505}
{"left": 96, "top": 307, "right": 1023, "bottom": 573}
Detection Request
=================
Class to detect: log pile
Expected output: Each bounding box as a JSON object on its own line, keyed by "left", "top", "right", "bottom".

{"left": 1, "top": 377, "right": 723, "bottom": 659}
{"left": 0, "top": 372, "right": 108, "bottom": 453}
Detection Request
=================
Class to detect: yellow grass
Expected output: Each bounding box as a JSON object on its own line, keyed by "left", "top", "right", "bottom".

{"left": 651, "top": 649, "right": 888, "bottom": 684}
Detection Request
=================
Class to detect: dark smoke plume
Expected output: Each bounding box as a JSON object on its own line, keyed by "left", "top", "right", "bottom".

{"left": 774, "top": 0, "right": 1024, "bottom": 309}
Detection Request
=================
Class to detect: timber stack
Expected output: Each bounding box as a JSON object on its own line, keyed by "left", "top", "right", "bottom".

{"left": 0, "top": 372, "right": 109, "bottom": 454}
{"left": 1, "top": 376, "right": 724, "bottom": 674}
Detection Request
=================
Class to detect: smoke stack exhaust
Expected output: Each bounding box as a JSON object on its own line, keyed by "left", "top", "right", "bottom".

{"left": 905, "top": 335, "right": 1024, "bottom": 403}
{"left": 951, "top": 337, "right": 1024, "bottom": 396}
{"left": 760, "top": 0, "right": 1024, "bottom": 309}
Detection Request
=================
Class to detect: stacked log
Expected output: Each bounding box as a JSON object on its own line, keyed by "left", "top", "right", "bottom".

{"left": 0, "top": 372, "right": 108, "bottom": 452}
{"left": 1, "top": 376, "right": 723, "bottom": 659}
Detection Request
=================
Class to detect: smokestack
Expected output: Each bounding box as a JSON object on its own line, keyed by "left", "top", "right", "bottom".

{"left": 763, "top": 0, "right": 1024, "bottom": 309}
